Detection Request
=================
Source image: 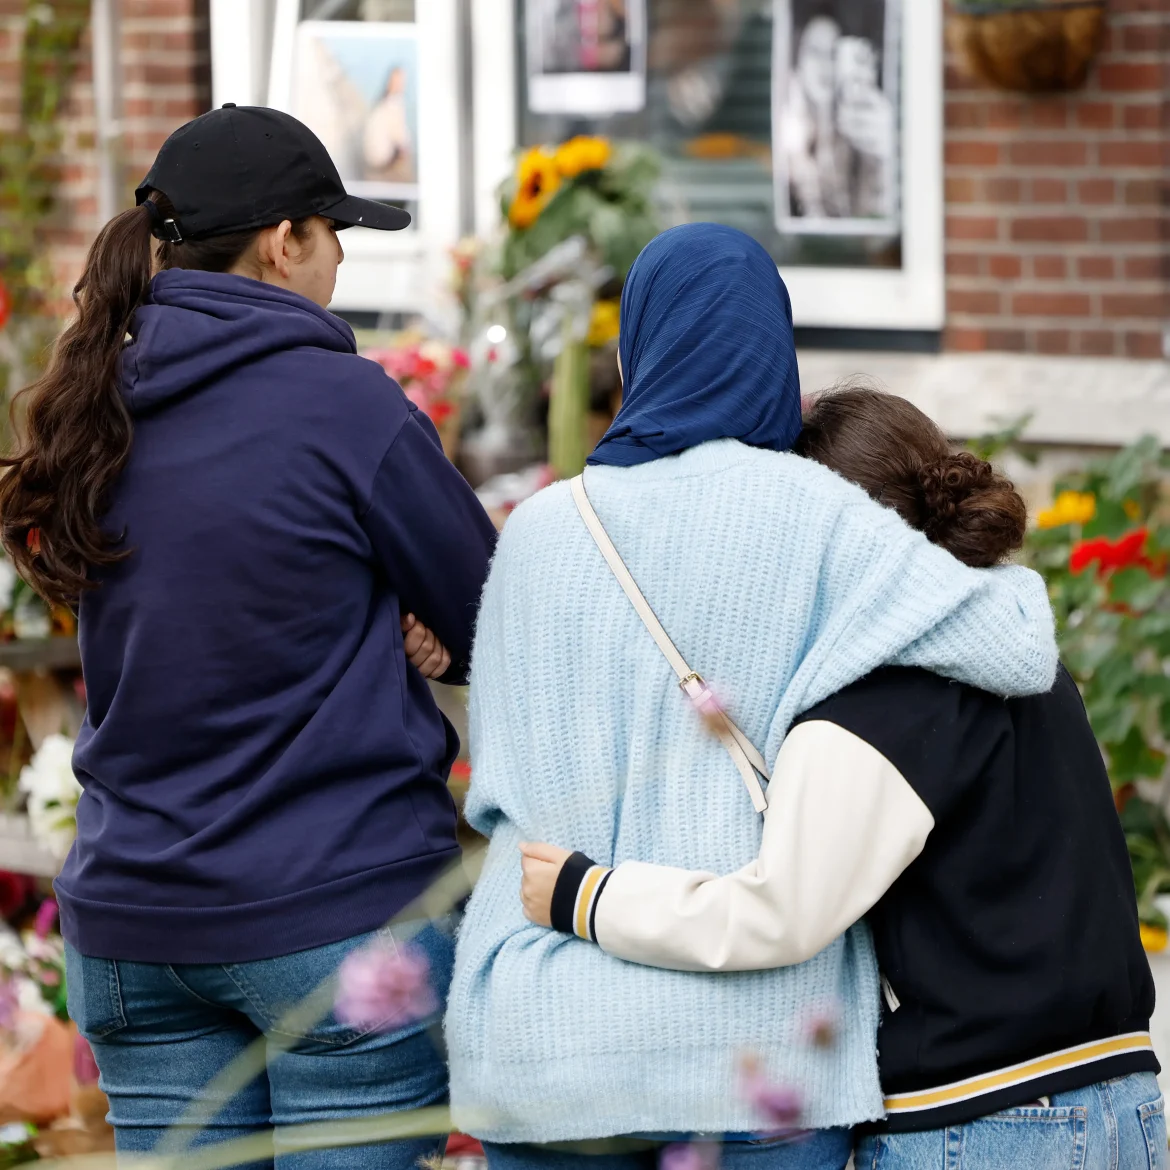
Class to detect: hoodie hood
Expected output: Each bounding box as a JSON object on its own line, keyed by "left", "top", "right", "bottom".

{"left": 122, "top": 270, "right": 357, "bottom": 415}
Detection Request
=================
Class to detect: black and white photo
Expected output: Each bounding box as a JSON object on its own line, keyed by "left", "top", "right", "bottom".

{"left": 772, "top": 0, "right": 900, "bottom": 235}
{"left": 526, "top": 0, "right": 647, "bottom": 116}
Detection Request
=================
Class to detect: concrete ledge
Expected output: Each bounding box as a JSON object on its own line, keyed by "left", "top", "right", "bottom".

{"left": 797, "top": 351, "right": 1170, "bottom": 448}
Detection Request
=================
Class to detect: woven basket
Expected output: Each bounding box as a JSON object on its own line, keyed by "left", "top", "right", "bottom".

{"left": 949, "top": 1, "right": 1106, "bottom": 93}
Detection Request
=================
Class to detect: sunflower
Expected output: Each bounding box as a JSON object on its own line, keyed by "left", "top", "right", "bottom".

{"left": 554, "top": 135, "right": 612, "bottom": 179}
{"left": 508, "top": 148, "right": 561, "bottom": 230}
{"left": 586, "top": 299, "right": 621, "bottom": 348}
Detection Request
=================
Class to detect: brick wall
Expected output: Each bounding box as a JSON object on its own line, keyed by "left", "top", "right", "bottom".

{"left": 943, "top": 2, "right": 1170, "bottom": 358}
{"left": 0, "top": 0, "right": 210, "bottom": 301}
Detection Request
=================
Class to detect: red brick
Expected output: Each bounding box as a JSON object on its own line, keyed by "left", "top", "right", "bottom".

{"left": 988, "top": 254, "right": 1023, "bottom": 280}
{"left": 1123, "top": 104, "right": 1165, "bottom": 130}
{"left": 1010, "top": 217, "right": 1088, "bottom": 242}
{"left": 983, "top": 177, "right": 1022, "bottom": 203}
{"left": 948, "top": 215, "right": 1000, "bottom": 241}
{"left": 1036, "top": 330, "right": 1072, "bottom": 355}
{"left": 1030, "top": 178, "right": 1068, "bottom": 203}
{"left": 1124, "top": 179, "right": 1164, "bottom": 205}
{"left": 945, "top": 327, "right": 988, "bottom": 353}
{"left": 946, "top": 141, "right": 1000, "bottom": 166}
{"left": 946, "top": 253, "right": 982, "bottom": 277}
{"left": 1099, "top": 141, "right": 1167, "bottom": 167}
{"left": 1103, "top": 294, "right": 1168, "bottom": 319}
{"left": 946, "top": 176, "right": 978, "bottom": 203}
{"left": 949, "top": 289, "right": 1001, "bottom": 315}
{"left": 1078, "top": 256, "right": 1116, "bottom": 280}
{"left": 1125, "top": 255, "right": 1170, "bottom": 281}
{"left": 1123, "top": 24, "right": 1168, "bottom": 51}
{"left": 1125, "top": 332, "right": 1165, "bottom": 359}
{"left": 1077, "top": 179, "right": 1116, "bottom": 204}
{"left": 1100, "top": 217, "right": 1167, "bottom": 243}
{"left": 1029, "top": 102, "right": 1068, "bottom": 130}
{"left": 1097, "top": 62, "right": 1166, "bottom": 90}
{"left": 1012, "top": 293, "right": 1092, "bottom": 317}
{"left": 946, "top": 101, "right": 985, "bottom": 130}
{"left": 1078, "top": 331, "right": 1117, "bottom": 357}
{"left": 986, "top": 101, "right": 1024, "bottom": 130}
{"left": 1008, "top": 141, "right": 1087, "bottom": 167}
{"left": 986, "top": 329, "right": 1028, "bottom": 352}
{"left": 1034, "top": 256, "right": 1068, "bottom": 280}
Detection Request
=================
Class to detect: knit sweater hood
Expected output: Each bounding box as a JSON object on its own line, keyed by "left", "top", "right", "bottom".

{"left": 447, "top": 439, "right": 1057, "bottom": 1142}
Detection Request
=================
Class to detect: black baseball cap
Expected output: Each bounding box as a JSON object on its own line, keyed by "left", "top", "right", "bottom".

{"left": 135, "top": 104, "right": 411, "bottom": 242}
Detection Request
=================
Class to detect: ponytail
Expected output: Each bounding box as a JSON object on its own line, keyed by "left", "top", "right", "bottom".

{"left": 0, "top": 203, "right": 154, "bottom": 606}
{"left": 0, "top": 195, "right": 312, "bottom": 607}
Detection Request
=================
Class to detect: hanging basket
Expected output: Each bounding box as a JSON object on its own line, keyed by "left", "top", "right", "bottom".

{"left": 948, "top": 1, "right": 1106, "bottom": 93}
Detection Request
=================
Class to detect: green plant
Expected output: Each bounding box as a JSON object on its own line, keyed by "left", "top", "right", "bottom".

{"left": 996, "top": 429, "right": 1170, "bottom": 923}
{"left": 0, "top": 0, "right": 91, "bottom": 430}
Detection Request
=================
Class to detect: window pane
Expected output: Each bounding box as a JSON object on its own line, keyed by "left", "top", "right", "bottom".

{"left": 301, "top": 1, "right": 415, "bottom": 20}
{"left": 518, "top": 0, "right": 902, "bottom": 270}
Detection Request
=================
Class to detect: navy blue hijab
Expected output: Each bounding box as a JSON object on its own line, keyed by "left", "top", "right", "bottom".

{"left": 588, "top": 223, "right": 802, "bottom": 468}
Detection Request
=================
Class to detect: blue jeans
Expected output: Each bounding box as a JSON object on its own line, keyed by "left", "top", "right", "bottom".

{"left": 854, "top": 1073, "right": 1166, "bottom": 1169}
{"left": 483, "top": 1130, "right": 853, "bottom": 1170}
{"left": 65, "top": 917, "right": 456, "bottom": 1169}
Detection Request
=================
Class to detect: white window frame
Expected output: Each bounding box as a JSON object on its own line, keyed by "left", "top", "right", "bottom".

{"left": 209, "top": 0, "right": 464, "bottom": 318}
{"left": 472, "top": 0, "right": 944, "bottom": 332}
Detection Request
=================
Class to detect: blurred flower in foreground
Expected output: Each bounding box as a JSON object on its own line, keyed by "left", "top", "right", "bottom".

{"left": 802, "top": 1004, "right": 841, "bottom": 1050}
{"left": 1036, "top": 490, "right": 1095, "bottom": 530}
{"left": 73, "top": 1033, "right": 100, "bottom": 1085}
{"left": 19, "top": 735, "right": 82, "bottom": 861}
{"left": 0, "top": 978, "right": 18, "bottom": 1033}
{"left": 554, "top": 135, "right": 612, "bottom": 179}
{"left": 587, "top": 299, "right": 620, "bottom": 348}
{"left": 335, "top": 939, "right": 437, "bottom": 1032}
{"left": 740, "top": 1055, "right": 804, "bottom": 1133}
{"left": 660, "top": 1141, "right": 720, "bottom": 1170}
{"left": 33, "top": 898, "right": 58, "bottom": 941}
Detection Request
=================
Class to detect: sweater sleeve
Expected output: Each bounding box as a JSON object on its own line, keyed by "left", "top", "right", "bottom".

{"left": 792, "top": 496, "right": 1057, "bottom": 705}
{"left": 361, "top": 408, "right": 498, "bottom": 685}
{"left": 548, "top": 719, "right": 934, "bottom": 972}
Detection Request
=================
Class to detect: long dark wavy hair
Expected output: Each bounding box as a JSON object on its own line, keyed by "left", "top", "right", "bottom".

{"left": 0, "top": 196, "right": 310, "bottom": 607}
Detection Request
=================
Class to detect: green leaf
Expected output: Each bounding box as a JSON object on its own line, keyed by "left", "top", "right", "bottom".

{"left": 1108, "top": 567, "right": 1166, "bottom": 613}
{"left": 1106, "top": 725, "right": 1166, "bottom": 784}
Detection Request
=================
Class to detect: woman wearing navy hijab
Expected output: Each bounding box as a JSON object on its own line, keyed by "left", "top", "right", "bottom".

{"left": 446, "top": 224, "right": 1058, "bottom": 1168}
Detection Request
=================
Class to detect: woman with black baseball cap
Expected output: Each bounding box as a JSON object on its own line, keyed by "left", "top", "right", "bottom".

{"left": 0, "top": 106, "right": 496, "bottom": 1166}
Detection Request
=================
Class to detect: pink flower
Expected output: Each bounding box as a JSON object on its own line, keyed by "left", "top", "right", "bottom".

{"left": 0, "top": 978, "right": 18, "bottom": 1033}
{"left": 33, "top": 897, "right": 58, "bottom": 940}
{"left": 452, "top": 348, "right": 471, "bottom": 370}
{"left": 660, "top": 1143, "right": 720, "bottom": 1170}
{"left": 740, "top": 1056, "right": 804, "bottom": 1133}
{"left": 73, "top": 1034, "right": 100, "bottom": 1085}
{"left": 334, "top": 940, "right": 437, "bottom": 1032}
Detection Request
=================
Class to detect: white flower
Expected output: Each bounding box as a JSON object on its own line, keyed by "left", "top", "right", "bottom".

{"left": 19, "top": 735, "right": 81, "bottom": 861}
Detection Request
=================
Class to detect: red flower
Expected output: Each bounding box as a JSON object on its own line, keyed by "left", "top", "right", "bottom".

{"left": 452, "top": 348, "right": 471, "bottom": 370}
{"left": 1070, "top": 529, "right": 1150, "bottom": 577}
{"left": 0, "top": 276, "right": 10, "bottom": 331}
{"left": 0, "top": 871, "right": 34, "bottom": 921}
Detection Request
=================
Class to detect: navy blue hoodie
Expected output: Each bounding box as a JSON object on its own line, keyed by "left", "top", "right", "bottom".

{"left": 56, "top": 270, "right": 497, "bottom": 964}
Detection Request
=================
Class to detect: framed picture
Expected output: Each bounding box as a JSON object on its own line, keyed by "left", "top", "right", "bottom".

{"left": 291, "top": 20, "right": 420, "bottom": 202}
{"left": 526, "top": 0, "right": 648, "bottom": 116}
{"left": 772, "top": 0, "right": 901, "bottom": 237}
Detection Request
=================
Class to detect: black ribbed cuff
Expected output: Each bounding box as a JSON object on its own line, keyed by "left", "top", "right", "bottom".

{"left": 550, "top": 852, "right": 597, "bottom": 936}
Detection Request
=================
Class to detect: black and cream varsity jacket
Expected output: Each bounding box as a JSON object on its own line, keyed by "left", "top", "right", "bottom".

{"left": 549, "top": 665, "right": 1158, "bottom": 1133}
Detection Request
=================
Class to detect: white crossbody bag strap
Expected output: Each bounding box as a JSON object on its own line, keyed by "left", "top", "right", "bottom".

{"left": 570, "top": 475, "right": 769, "bottom": 813}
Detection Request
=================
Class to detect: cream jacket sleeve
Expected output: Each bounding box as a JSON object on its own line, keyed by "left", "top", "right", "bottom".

{"left": 561, "top": 720, "right": 935, "bottom": 973}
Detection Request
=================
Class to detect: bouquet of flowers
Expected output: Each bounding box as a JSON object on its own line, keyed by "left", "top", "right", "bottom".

{"left": 364, "top": 336, "right": 471, "bottom": 461}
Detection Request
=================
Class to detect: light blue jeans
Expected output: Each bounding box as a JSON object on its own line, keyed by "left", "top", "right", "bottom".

{"left": 65, "top": 917, "right": 456, "bottom": 1169}
{"left": 483, "top": 1130, "right": 853, "bottom": 1170}
{"left": 854, "top": 1073, "right": 1166, "bottom": 1170}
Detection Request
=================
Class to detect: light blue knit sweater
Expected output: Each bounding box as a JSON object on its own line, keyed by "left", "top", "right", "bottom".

{"left": 447, "top": 440, "right": 1057, "bottom": 1143}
